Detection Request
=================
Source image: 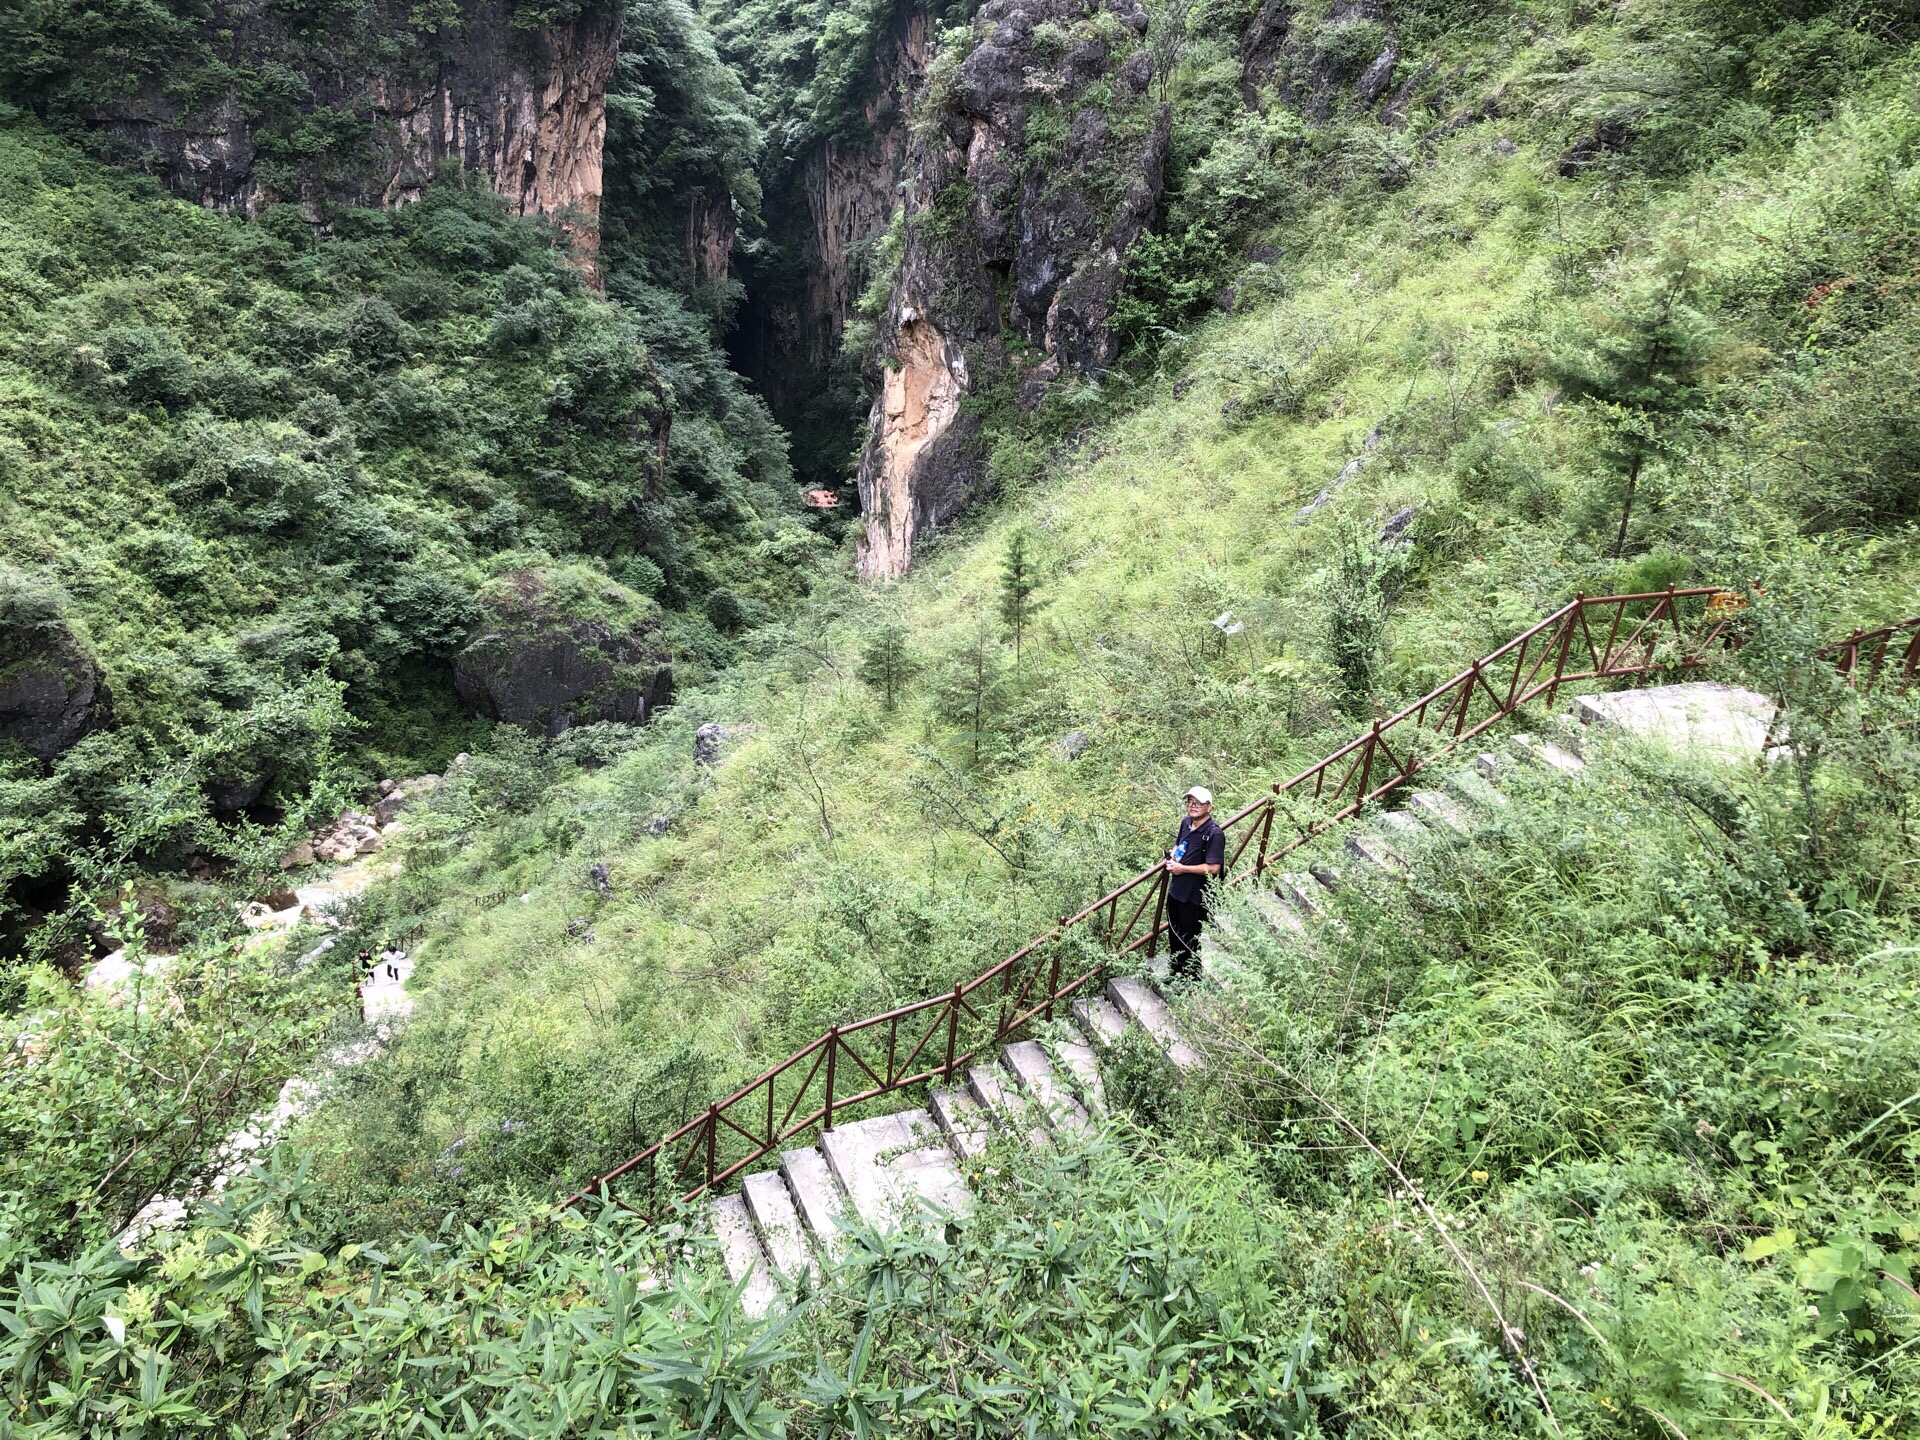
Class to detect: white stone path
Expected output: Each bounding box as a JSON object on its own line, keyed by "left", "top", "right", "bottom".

{"left": 103, "top": 839, "right": 420, "bottom": 1248}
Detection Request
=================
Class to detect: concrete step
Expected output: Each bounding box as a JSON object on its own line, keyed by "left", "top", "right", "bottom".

{"left": 1072, "top": 994, "right": 1128, "bottom": 1045}
{"left": 779, "top": 1145, "right": 849, "bottom": 1256}
{"left": 1344, "top": 831, "right": 1406, "bottom": 871}
{"left": 1106, "top": 976, "right": 1200, "bottom": 1069}
{"left": 877, "top": 1108, "right": 972, "bottom": 1222}
{"left": 1251, "top": 888, "right": 1308, "bottom": 936}
{"left": 819, "top": 1112, "right": 915, "bottom": 1231}
{"left": 967, "top": 1062, "right": 1051, "bottom": 1148}
{"left": 1447, "top": 767, "right": 1508, "bottom": 809}
{"left": 1574, "top": 682, "right": 1775, "bottom": 762}
{"left": 1002, "top": 1040, "right": 1092, "bottom": 1137}
{"left": 1047, "top": 1025, "right": 1105, "bottom": 1113}
{"left": 1405, "top": 789, "right": 1472, "bottom": 834}
{"left": 1513, "top": 732, "right": 1584, "bottom": 773}
{"left": 1471, "top": 750, "right": 1505, "bottom": 782}
{"left": 1307, "top": 862, "right": 1344, "bottom": 892}
{"left": 1378, "top": 810, "right": 1428, "bottom": 844}
{"left": 1276, "top": 872, "right": 1330, "bottom": 918}
{"left": 821, "top": 1110, "right": 969, "bottom": 1231}
{"left": 742, "top": 1170, "right": 815, "bottom": 1287}
{"left": 1200, "top": 932, "right": 1249, "bottom": 985}
{"left": 930, "top": 1083, "right": 991, "bottom": 1159}
{"left": 711, "top": 1193, "right": 782, "bottom": 1319}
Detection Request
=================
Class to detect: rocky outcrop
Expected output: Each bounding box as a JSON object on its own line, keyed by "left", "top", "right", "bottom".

{"left": 0, "top": 616, "right": 107, "bottom": 761}
{"left": 687, "top": 191, "right": 737, "bottom": 292}
{"left": 860, "top": 317, "right": 973, "bottom": 579}
{"left": 452, "top": 572, "right": 672, "bottom": 735}
{"left": 854, "top": 0, "right": 1169, "bottom": 578}
{"left": 90, "top": 0, "right": 621, "bottom": 268}
{"left": 1241, "top": 0, "right": 1399, "bottom": 120}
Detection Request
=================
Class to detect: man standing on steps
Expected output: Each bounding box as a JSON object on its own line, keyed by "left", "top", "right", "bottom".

{"left": 1165, "top": 786, "right": 1225, "bottom": 984}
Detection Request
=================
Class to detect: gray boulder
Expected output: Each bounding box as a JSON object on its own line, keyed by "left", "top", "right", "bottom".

{"left": 453, "top": 573, "right": 672, "bottom": 736}
{"left": 0, "top": 614, "right": 107, "bottom": 761}
{"left": 693, "top": 722, "right": 730, "bottom": 767}
{"left": 1377, "top": 506, "right": 1419, "bottom": 549}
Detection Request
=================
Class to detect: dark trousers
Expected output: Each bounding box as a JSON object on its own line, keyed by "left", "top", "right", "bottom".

{"left": 1166, "top": 898, "right": 1207, "bottom": 982}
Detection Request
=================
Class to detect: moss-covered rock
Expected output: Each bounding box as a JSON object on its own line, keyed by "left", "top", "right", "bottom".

{"left": 0, "top": 574, "right": 107, "bottom": 762}
{"left": 452, "top": 568, "right": 672, "bottom": 735}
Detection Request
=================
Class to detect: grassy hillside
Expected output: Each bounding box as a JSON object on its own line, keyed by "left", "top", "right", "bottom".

{"left": 297, "top": 0, "right": 1920, "bottom": 1231}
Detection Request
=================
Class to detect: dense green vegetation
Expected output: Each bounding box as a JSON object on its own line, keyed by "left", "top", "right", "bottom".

{"left": 0, "top": 111, "right": 814, "bottom": 971}
{"left": 5, "top": 0, "right": 1920, "bottom": 1434}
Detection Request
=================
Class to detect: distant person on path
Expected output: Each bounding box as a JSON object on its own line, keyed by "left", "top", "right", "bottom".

{"left": 1165, "top": 786, "right": 1225, "bottom": 983}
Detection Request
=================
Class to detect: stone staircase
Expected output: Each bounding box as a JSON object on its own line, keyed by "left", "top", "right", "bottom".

{"left": 1202, "top": 680, "right": 1775, "bottom": 981}
{"left": 707, "top": 975, "right": 1199, "bottom": 1317}
{"left": 703, "top": 682, "right": 1775, "bottom": 1315}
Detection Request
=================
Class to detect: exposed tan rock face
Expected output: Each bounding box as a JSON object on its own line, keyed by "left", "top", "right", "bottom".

{"left": 859, "top": 319, "right": 968, "bottom": 579}
{"left": 853, "top": 0, "right": 1168, "bottom": 578}
{"left": 91, "top": 1, "right": 621, "bottom": 271}
{"left": 377, "top": 8, "right": 621, "bottom": 269}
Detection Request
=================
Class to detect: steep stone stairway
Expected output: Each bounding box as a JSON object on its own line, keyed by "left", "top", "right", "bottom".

{"left": 702, "top": 681, "right": 1779, "bottom": 1315}
{"left": 1209, "top": 681, "right": 1780, "bottom": 996}
{"left": 708, "top": 974, "right": 1198, "bottom": 1317}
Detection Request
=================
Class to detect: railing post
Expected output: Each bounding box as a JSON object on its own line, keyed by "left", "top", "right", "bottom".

{"left": 1045, "top": 942, "right": 1062, "bottom": 1020}
{"left": 1148, "top": 867, "right": 1168, "bottom": 960}
{"left": 824, "top": 1028, "right": 838, "bottom": 1133}
{"left": 1456, "top": 661, "right": 1480, "bottom": 736}
{"left": 945, "top": 985, "right": 962, "bottom": 1078}
{"left": 1256, "top": 793, "right": 1277, "bottom": 877}
{"left": 705, "top": 1103, "right": 717, "bottom": 1188}
{"left": 766, "top": 1077, "right": 774, "bottom": 1148}
{"left": 1548, "top": 593, "right": 1581, "bottom": 708}
{"left": 1357, "top": 721, "right": 1380, "bottom": 802}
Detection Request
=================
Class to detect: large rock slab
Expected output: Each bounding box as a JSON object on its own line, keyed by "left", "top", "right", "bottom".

{"left": 453, "top": 570, "right": 672, "bottom": 736}
{"left": 1573, "top": 682, "right": 1776, "bottom": 763}
{"left": 0, "top": 612, "right": 106, "bottom": 761}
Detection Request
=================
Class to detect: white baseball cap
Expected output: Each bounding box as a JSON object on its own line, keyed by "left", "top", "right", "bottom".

{"left": 1184, "top": 786, "right": 1213, "bottom": 804}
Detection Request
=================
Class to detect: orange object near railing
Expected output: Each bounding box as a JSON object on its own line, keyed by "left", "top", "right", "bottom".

{"left": 567, "top": 590, "right": 1920, "bottom": 1216}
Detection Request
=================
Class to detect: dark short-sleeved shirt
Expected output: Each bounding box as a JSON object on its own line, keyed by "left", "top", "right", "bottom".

{"left": 1168, "top": 816, "right": 1225, "bottom": 904}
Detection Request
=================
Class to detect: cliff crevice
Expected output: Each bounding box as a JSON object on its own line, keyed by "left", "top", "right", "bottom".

{"left": 854, "top": 0, "right": 1168, "bottom": 580}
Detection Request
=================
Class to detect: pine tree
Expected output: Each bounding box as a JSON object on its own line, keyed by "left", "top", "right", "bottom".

{"left": 1548, "top": 257, "right": 1716, "bottom": 558}
{"left": 857, "top": 623, "right": 917, "bottom": 711}
{"left": 936, "top": 619, "right": 1007, "bottom": 765}
{"left": 997, "top": 530, "right": 1048, "bottom": 667}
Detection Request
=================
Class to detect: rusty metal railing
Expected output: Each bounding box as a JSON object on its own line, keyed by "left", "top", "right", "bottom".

{"left": 569, "top": 591, "right": 1919, "bottom": 1215}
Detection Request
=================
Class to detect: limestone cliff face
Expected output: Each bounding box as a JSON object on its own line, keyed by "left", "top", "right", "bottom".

{"left": 799, "top": 8, "right": 928, "bottom": 367}
{"left": 94, "top": 0, "right": 621, "bottom": 266}
{"left": 854, "top": 0, "right": 1168, "bottom": 580}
